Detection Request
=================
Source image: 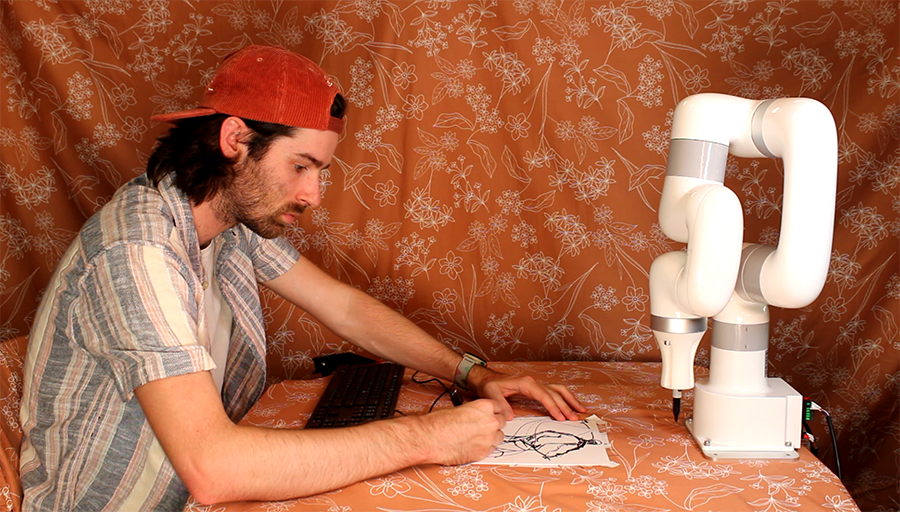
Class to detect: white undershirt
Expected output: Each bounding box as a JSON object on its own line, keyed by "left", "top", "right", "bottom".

{"left": 200, "top": 239, "right": 233, "bottom": 394}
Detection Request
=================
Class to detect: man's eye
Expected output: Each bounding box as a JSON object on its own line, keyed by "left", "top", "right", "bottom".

{"left": 295, "top": 164, "right": 307, "bottom": 172}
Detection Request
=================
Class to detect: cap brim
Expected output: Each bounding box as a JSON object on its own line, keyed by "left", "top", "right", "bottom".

{"left": 151, "top": 107, "right": 219, "bottom": 124}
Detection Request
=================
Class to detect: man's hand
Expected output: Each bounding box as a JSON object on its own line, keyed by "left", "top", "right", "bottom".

{"left": 418, "top": 399, "right": 507, "bottom": 465}
{"left": 467, "top": 365, "right": 587, "bottom": 421}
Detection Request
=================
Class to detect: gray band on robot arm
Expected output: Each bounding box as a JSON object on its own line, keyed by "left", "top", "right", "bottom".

{"left": 750, "top": 99, "right": 778, "bottom": 158}
{"left": 651, "top": 315, "right": 707, "bottom": 334}
{"left": 665, "top": 139, "right": 729, "bottom": 182}
{"left": 711, "top": 319, "right": 769, "bottom": 351}
{"left": 736, "top": 244, "right": 776, "bottom": 304}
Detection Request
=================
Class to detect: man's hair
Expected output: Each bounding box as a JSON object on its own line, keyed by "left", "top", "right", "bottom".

{"left": 147, "top": 94, "right": 347, "bottom": 205}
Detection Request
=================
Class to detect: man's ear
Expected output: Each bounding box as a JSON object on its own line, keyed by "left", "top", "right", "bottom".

{"left": 219, "top": 116, "right": 248, "bottom": 159}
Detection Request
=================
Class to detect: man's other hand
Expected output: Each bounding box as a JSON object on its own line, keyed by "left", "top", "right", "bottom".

{"left": 467, "top": 366, "right": 587, "bottom": 421}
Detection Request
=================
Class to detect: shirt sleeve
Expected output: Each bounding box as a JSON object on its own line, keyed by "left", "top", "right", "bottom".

{"left": 77, "top": 242, "right": 215, "bottom": 401}
{"left": 240, "top": 225, "right": 301, "bottom": 282}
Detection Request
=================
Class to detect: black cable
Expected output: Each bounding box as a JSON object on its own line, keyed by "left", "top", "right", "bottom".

{"left": 411, "top": 372, "right": 454, "bottom": 412}
{"left": 809, "top": 401, "right": 843, "bottom": 481}
{"left": 822, "top": 409, "right": 842, "bottom": 481}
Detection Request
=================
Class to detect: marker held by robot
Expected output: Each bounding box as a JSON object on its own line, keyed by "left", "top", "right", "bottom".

{"left": 673, "top": 389, "right": 682, "bottom": 422}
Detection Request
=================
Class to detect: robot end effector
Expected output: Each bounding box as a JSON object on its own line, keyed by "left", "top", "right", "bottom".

{"left": 650, "top": 93, "right": 838, "bottom": 422}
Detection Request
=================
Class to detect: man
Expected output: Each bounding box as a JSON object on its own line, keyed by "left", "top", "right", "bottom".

{"left": 19, "top": 45, "right": 585, "bottom": 511}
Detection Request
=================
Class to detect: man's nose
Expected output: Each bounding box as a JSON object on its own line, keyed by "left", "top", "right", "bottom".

{"left": 297, "top": 172, "right": 322, "bottom": 208}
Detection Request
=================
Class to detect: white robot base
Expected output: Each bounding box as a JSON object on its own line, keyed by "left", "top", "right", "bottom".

{"left": 685, "top": 377, "right": 803, "bottom": 460}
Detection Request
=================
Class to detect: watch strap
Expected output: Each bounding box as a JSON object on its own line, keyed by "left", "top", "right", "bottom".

{"left": 454, "top": 352, "right": 486, "bottom": 391}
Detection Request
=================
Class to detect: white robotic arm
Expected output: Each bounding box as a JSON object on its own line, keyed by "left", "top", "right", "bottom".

{"left": 650, "top": 93, "right": 838, "bottom": 459}
{"left": 650, "top": 94, "right": 772, "bottom": 418}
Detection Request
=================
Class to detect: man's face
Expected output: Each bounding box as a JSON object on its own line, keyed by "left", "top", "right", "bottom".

{"left": 218, "top": 127, "right": 340, "bottom": 239}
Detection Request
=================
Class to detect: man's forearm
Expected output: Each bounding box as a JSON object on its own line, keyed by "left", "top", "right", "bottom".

{"left": 264, "top": 258, "right": 465, "bottom": 382}
{"left": 333, "top": 286, "right": 466, "bottom": 382}
{"left": 187, "top": 414, "right": 431, "bottom": 504}
{"left": 136, "top": 371, "right": 505, "bottom": 505}
{"left": 337, "top": 288, "right": 517, "bottom": 393}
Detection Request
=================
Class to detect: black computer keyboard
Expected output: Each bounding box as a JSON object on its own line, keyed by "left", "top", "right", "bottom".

{"left": 306, "top": 362, "right": 405, "bottom": 429}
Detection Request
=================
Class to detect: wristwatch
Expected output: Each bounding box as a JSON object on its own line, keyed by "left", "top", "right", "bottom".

{"left": 454, "top": 352, "right": 486, "bottom": 391}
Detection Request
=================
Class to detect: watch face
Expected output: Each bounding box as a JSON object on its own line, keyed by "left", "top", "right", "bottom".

{"left": 465, "top": 353, "right": 485, "bottom": 365}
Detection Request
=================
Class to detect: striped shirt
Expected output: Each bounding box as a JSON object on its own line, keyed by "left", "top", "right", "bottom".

{"left": 19, "top": 174, "right": 299, "bottom": 511}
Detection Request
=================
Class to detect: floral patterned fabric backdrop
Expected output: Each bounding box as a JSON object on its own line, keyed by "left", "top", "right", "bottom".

{"left": 0, "top": 0, "right": 897, "bottom": 510}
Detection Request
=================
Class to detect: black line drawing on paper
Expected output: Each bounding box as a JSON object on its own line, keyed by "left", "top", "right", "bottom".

{"left": 490, "top": 418, "right": 605, "bottom": 462}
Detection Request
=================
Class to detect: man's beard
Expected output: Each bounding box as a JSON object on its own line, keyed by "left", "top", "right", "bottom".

{"left": 214, "top": 158, "right": 307, "bottom": 239}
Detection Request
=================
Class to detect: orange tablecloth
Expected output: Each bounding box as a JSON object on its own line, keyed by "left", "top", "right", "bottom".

{"left": 187, "top": 362, "right": 859, "bottom": 512}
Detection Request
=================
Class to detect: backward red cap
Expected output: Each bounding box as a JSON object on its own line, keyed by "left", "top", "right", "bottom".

{"left": 152, "top": 45, "right": 344, "bottom": 134}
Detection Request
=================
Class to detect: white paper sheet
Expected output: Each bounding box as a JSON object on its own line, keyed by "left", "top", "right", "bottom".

{"left": 474, "top": 415, "right": 618, "bottom": 467}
